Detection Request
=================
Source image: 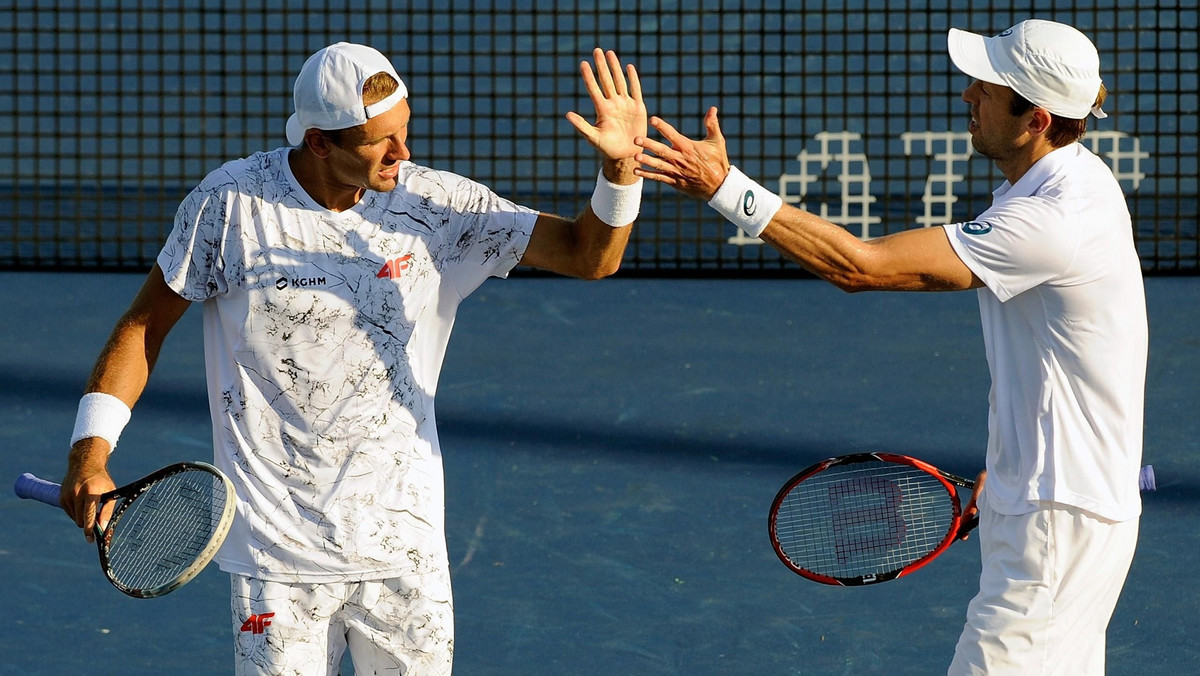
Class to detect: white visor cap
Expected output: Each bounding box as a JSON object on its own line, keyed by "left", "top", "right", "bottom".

{"left": 948, "top": 19, "right": 1106, "bottom": 120}
{"left": 285, "top": 42, "right": 409, "bottom": 146}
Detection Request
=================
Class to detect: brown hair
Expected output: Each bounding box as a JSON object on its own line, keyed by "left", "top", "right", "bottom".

{"left": 361, "top": 72, "right": 400, "bottom": 107}
{"left": 1010, "top": 83, "right": 1107, "bottom": 148}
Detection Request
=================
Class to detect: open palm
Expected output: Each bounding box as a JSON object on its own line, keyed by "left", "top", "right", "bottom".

{"left": 566, "top": 48, "right": 648, "bottom": 161}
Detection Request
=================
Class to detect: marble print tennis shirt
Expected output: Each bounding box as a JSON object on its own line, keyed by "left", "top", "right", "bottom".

{"left": 159, "top": 147, "right": 537, "bottom": 582}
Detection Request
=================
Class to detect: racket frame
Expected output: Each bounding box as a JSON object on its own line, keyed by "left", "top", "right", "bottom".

{"left": 98, "top": 461, "right": 236, "bottom": 598}
{"left": 768, "top": 452, "right": 975, "bottom": 586}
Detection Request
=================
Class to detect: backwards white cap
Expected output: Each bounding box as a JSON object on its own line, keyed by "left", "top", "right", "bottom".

{"left": 285, "top": 42, "right": 409, "bottom": 146}
{"left": 948, "top": 19, "right": 1107, "bottom": 120}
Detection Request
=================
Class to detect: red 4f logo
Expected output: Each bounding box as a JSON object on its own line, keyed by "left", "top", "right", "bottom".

{"left": 240, "top": 612, "right": 275, "bottom": 635}
{"left": 377, "top": 254, "right": 414, "bottom": 280}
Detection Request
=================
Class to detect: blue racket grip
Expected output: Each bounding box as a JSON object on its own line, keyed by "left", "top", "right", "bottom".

{"left": 1139, "top": 464, "right": 1156, "bottom": 492}
{"left": 14, "top": 473, "right": 64, "bottom": 507}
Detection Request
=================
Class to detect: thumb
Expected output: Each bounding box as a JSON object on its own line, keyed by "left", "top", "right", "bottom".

{"left": 703, "top": 106, "right": 723, "bottom": 143}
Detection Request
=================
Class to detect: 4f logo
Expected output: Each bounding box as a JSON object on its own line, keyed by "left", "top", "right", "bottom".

{"left": 377, "top": 254, "right": 414, "bottom": 280}
{"left": 240, "top": 612, "right": 275, "bottom": 635}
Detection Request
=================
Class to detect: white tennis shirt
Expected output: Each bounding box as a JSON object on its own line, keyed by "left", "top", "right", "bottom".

{"left": 158, "top": 147, "right": 537, "bottom": 582}
{"left": 942, "top": 143, "right": 1147, "bottom": 522}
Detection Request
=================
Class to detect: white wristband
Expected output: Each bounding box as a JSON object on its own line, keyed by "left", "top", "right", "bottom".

{"left": 590, "top": 170, "right": 643, "bottom": 227}
{"left": 70, "top": 392, "right": 132, "bottom": 451}
{"left": 707, "top": 166, "right": 783, "bottom": 238}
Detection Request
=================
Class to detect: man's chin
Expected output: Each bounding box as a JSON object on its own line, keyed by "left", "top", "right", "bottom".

{"left": 969, "top": 138, "right": 996, "bottom": 161}
{"left": 369, "top": 177, "right": 400, "bottom": 193}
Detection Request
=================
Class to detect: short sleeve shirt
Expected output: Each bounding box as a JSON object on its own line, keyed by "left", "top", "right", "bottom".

{"left": 158, "top": 148, "right": 538, "bottom": 582}
{"left": 942, "top": 143, "right": 1147, "bottom": 521}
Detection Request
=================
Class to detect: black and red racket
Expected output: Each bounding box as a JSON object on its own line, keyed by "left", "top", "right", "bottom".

{"left": 769, "top": 453, "right": 1157, "bottom": 587}
{"left": 768, "top": 453, "right": 977, "bottom": 586}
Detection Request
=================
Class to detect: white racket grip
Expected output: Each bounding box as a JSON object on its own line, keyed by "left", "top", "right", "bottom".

{"left": 14, "top": 472, "right": 63, "bottom": 507}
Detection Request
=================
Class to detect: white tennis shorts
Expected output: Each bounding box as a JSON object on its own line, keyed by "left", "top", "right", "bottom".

{"left": 949, "top": 494, "right": 1139, "bottom": 675}
{"left": 231, "top": 570, "right": 454, "bottom": 676}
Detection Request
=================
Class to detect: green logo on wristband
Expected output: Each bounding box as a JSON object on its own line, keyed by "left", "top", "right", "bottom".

{"left": 742, "top": 190, "right": 757, "bottom": 217}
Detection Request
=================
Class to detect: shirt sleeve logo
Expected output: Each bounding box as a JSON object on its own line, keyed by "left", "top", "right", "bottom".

{"left": 960, "top": 221, "right": 993, "bottom": 236}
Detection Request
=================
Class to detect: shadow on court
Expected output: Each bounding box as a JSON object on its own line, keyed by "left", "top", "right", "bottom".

{"left": 1, "top": 273, "right": 1196, "bottom": 675}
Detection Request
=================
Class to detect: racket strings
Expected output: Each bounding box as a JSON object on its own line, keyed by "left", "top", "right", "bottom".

{"left": 105, "top": 471, "right": 229, "bottom": 591}
{"left": 774, "top": 462, "right": 957, "bottom": 579}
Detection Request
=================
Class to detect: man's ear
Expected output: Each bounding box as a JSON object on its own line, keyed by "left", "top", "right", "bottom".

{"left": 1027, "top": 107, "right": 1053, "bottom": 137}
{"left": 304, "top": 129, "right": 335, "bottom": 159}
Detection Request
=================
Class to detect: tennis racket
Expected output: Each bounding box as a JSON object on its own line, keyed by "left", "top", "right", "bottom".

{"left": 14, "top": 461, "right": 236, "bottom": 599}
{"left": 768, "top": 453, "right": 976, "bottom": 586}
{"left": 769, "top": 453, "right": 1157, "bottom": 587}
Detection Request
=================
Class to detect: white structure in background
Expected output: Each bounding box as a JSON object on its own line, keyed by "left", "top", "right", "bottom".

{"left": 728, "top": 131, "right": 879, "bottom": 244}
{"left": 729, "top": 129, "right": 1147, "bottom": 245}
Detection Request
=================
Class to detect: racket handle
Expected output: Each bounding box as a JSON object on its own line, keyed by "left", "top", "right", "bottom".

{"left": 14, "top": 473, "right": 64, "bottom": 507}
{"left": 955, "top": 513, "right": 980, "bottom": 540}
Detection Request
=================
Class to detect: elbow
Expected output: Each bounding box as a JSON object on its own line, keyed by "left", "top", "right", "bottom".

{"left": 576, "top": 259, "right": 622, "bottom": 281}
{"left": 819, "top": 249, "right": 892, "bottom": 292}
{"left": 824, "top": 270, "right": 878, "bottom": 294}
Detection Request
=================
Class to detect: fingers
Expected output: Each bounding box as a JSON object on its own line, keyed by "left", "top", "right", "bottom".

{"left": 601, "top": 49, "right": 627, "bottom": 97}
{"left": 647, "top": 115, "right": 688, "bottom": 146}
{"left": 631, "top": 166, "right": 683, "bottom": 188}
{"left": 63, "top": 471, "right": 115, "bottom": 543}
{"left": 633, "top": 115, "right": 694, "bottom": 173}
{"left": 634, "top": 133, "right": 676, "bottom": 160}
{"left": 634, "top": 115, "right": 701, "bottom": 166}
{"left": 592, "top": 48, "right": 619, "bottom": 98}
{"left": 580, "top": 48, "right": 634, "bottom": 105}
{"left": 578, "top": 59, "right": 601, "bottom": 104}
{"left": 626, "top": 63, "right": 643, "bottom": 103}
{"left": 69, "top": 491, "right": 101, "bottom": 543}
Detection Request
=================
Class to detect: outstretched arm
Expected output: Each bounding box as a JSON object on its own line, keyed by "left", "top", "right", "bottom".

{"left": 520, "top": 48, "right": 648, "bottom": 279}
{"left": 635, "top": 107, "right": 982, "bottom": 292}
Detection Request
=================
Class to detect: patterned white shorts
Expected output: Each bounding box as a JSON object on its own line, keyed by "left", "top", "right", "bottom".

{"left": 231, "top": 570, "right": 454, "bottom": 676}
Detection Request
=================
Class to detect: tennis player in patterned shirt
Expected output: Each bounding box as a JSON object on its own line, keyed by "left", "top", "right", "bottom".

{"left": 58, "top": 42, "right": 646, "bottom": 675}
{"left": 635, "top": 19, "right": 1145, "bottom": 675}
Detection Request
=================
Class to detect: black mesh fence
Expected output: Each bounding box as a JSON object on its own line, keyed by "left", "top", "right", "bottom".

{"left": 1, "top": 1, "right": 1196, "bottom": 274}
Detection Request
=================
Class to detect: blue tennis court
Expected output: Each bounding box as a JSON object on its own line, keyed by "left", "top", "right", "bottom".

{"left": 2, "top": 272, "right": 1196, "bottom": 674}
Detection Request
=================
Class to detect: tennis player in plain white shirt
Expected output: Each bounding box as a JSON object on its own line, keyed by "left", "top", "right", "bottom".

{"left": 634, "top": 18, "right": 1145, "bottom": 676}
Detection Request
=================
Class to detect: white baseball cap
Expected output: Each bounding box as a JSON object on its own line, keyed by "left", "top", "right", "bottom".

{"left": 285, "top": 42, "right": 409, "bottom": 146}
{"left": 948, "top": 19, "right": 1107, "bottom": 120}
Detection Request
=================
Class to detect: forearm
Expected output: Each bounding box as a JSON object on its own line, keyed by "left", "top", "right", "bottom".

{"left": 574, "top": 157, "right": 640, "bottom": 276}
{"left": 84, "top": 317, "right": 159, "bottom": 406}
{"left": 706, "top": 167, "right": 880, "bottom": 289}
{"left": 569, "top": 212, "right": 634, "bottom": 280}
{"left": 757, "top": 206, "right": 879, "bottom": 290}
{"left": 711, "top": 168, "right": 977, "bottom": 292}
{"left": 523, "top": 160, "right": 640, "bottom": 279}
{"left": 67, "top": 318, "right": 157, "bottom": 473}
